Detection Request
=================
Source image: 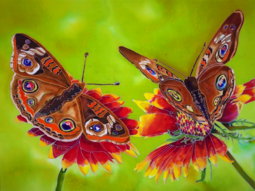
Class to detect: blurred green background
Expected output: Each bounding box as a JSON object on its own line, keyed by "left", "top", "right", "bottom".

{"left": 1, "top": 0, "right": 255, "bottom": 190}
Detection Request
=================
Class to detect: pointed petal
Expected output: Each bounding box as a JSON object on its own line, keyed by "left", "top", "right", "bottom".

{"left": 121, "top": 119, "right": 139, "bottom": 130}
{"left": 100, "top": 94, "right": 120, "bottom": 104}
{"left": 39, "top": 135, "right": 56, "bottom": 147}
{"left": 80, "top": 135, "right": 106, "bottom": 152}
{"left": 62, "top": 158, "right": 74, "bottom": 170}
{"left": 90, "top": 162, "right": 99, "bottom": 173}
{"left": 86, "top": 88, "right": 102, "bottom": 100}
{"left": 100, "top": 141, "right": 120, "bottom": 153}
{"left": 48, "top": 146, "right": 54, "bottom": 159}
{"left": 137, "top": 114, "right": 177, "bottom": 137}
{"left": 194, "top": 141, "right": 207, "bottom": 170}
{"left": 124, "top": 149, "right": 137, "bottom": 158}
{"left": 102, "top": 161, "right": 112, "bottom": 172}
{"left": 111, "top": 153, "right": 122, "bottom": 164}
{"left": 27, "top": 128, "right": 44, "bottom": 137}
{"left": 218, "top": 153, "right": 233, "bottom": 163}
{"left": 113, "top": 107, "right": 132, "bottom": 118}
{"left": 128, "top": 142, "right": 139, "bottom": 155}
{"left": 133, "top": 100, "right": 169, "bottom": 114}
{"left": 104, "top": 101, "right": 124, "bottom": 110}
{"left": 210, "top": 135, "right": 227, "bottom": 156}
{"left": 78, "top": 163, "right": 90, "bottom": 176}
{"left": 15, "top": 115, "right": 28, "bottom": 123}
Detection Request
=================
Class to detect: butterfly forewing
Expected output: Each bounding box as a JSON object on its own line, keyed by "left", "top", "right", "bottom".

{"left": 196, "top": 10, "right": 244, "bottom": 76}
{"left": 11, "top": 33, "right": 71, "bottom": 87}
{"left": 197, "top": 65, "right": 235, "bottom": 123}
{"left": 119, "top": 46, "right": 180, "bottom": 83}
{"left": 159, "top": 79, "right": 207, "bottom": 123}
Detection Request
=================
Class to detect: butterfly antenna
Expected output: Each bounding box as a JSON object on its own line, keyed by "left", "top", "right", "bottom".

{"left": 190, "top": 42, "right": 207, "bottom": 77}
{"left": 81, "top": 52, "right": 89, "bottom": 82}
{"left": 154, "top": 59, "right": 187, "bottom": 79}
{"left": 87, "top": 82, "right": 120, "bottom": 86}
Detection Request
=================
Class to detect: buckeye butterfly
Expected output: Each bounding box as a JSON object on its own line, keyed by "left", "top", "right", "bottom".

{"left": 119, "top": 10, "right": 244, "bottom": 137}
{"left": 10, "top": 33, "right": 134, "bottom": 146}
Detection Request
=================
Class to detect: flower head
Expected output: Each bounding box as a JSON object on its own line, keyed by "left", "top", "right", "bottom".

{"left": 134, "top": 78, "right": 255, "bottom": 183}
{"left": 15, "top": 77, "right": 139, "bottom": 175}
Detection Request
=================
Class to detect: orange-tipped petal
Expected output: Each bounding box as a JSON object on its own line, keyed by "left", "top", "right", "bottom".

{"left": 149, "top": 167, "right": 158, "bottom": 178}
{"left": 133, "top": 100, "right": 151, "bottom": 112}
{"left": 102, "top": 161, "right": 112, "bottom": 172}
{"left": 48, "top": 146, "right": 54, "bottom": 159}
{"left": 234, "top": 85, "right": 245, "bottom": 97}
{"left": 39, "top": 135, "right": 55, "bottom": 147}
{"left": 128, "top": 142, "right": 139, "bottom": 155}
{"left": 155, "top": 170, "right": 163, "bottom": 183}
{"left": 192, "top": 161, "right": 199, "bottom": 172}
{"left": 40, "top": 139, "right": 48, "bottom": 147}
{"left": 209, "top": 154, "right": 218, "bottom": 165}
{"left": 173, "top": 165, "right": 182, "bottom": 179}
{"left": 135, "top": 160, "right": 149, "bottom": 172}
{"left": 153, "top": 88, "right": 161, "bottom": 95}
{"left": 234, "top": 94, "right": 252, "bottom": 104}
{"left": 144, "top": 93, "right": 155, "bottom": 101}
{"left": 62, "top": 158, "right": 74, "bottom": 170}
{"left": 144, "top": 166, "right": 153, "bottom": 177}
{"left": 90, "top": 162, "right": 98, "bottom": 173}
{"left": 170, "top": 172, "right": 176, "bottom": 182}
{"left": 183, "top": 165, "right": 189, "bottom": 177}
{"left": 78, "top": 161, "right": 90, "bottom": 175}
{"left": 163, "top": 170, "right": 170, "bottom": 183}
{"left": 111, "top": 153, "right": 122, "bottom": 164}
{"left": 15, "top": 117, "right": 24, "bottom": 123}
{"left": 196, "top": 157, "right": 207, "bottom": 170}
{"left": 27, "top": 131, "right": 36, "bottom": 137}
{"left": 124, "top": 149, "right": 137, "bottom": 158}
{"left": 218, "top": 153, "right": 234, "bottom": 163}
{"left": 136, "top": 114, "right": 177, "bottom": 137}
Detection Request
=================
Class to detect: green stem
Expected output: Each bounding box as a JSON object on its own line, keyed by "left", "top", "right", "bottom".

{"left": 196, "top": 168, "right": 206, "bottom": 183}
{"left": 226, "top": 151, "right": 255, "bottom": 190}
{"left": 55, "top": 168, "right": 67, "bottom": 191}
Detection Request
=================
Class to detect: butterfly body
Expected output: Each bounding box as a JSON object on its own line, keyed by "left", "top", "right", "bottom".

{"left": 11, "top": 33, "right": 130, "bottom": 143}
{"left": 120, "top": 10, "right": 242, "bottom": 138}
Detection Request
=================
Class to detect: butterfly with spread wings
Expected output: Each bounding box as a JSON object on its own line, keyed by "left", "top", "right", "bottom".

{"left": 119, "top": 10, "right": 244, "bottom": 182}
{"left": 10, "top": 33, "right": 139, "bottom": 175}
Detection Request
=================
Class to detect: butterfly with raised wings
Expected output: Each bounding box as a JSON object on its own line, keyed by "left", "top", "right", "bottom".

{"left": 119, "top": 10, "right": 244, "bottom": 182}
{"left": 10, "top": 33, "right": 139, "bottom": 174}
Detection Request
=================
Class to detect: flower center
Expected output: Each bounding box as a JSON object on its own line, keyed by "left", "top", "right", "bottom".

{"left": 176, "top": 112, "right": 211, "bottom": 137}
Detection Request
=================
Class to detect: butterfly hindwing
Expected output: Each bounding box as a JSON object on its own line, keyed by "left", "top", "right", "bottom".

{"left": 79, "top": 94, "right": 130, "bottom": 144}
{"left": 119, "top": 46, "right": 180, "bottom": 83}
{"left": 197, "top": 65, "right": 235, "bottom": 123}
{"left": 196, "top": 10, "right": 244, "bottom": 76}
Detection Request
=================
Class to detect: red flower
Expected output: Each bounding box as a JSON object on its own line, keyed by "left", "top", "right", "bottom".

{"left": 15, "top": 79, "right": 139, "bottom": 175}
{"left": 134, "top": 78, "right": 255, "bottom": 183}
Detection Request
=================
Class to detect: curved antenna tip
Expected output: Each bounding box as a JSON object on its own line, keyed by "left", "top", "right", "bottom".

{"left": 114, "top": 82, "right": 120, "bottom": 85}
{"left": 84, "top": 52, "right": 89, "bottom": 57}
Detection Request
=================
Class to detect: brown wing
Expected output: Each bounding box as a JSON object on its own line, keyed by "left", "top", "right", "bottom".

{"left": 11, "top": 33, "right": 71, "bottom": 87}
{"left": 119, "top": 46, "right": 180, "bottom": 83}
{"left": 196, "top": 10, "right": 244, "bottom": 76}
{"left": 159, "top": 79, "right": 207, "bottom": 123}
{"left": 197, "top": 64, "right": 235, "bottom": 123}
{"left": 79, "top": 94, "right": 130, "bottom": 144}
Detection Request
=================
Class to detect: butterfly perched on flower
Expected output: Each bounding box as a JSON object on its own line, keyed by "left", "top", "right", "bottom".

{"left": 119, "top": 10, "right": 254, "bottom": 183}
{"left": 11, "top": 33, "right": 139, "bottom": 175}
